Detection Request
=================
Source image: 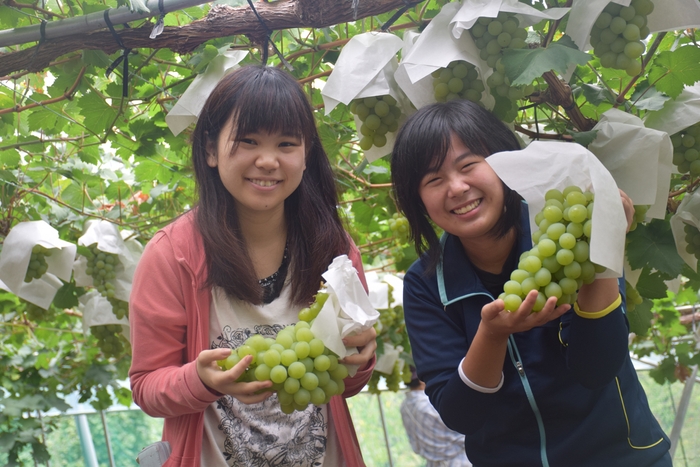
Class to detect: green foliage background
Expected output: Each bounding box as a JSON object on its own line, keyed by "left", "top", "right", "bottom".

{"left": 1, "top": 0, "right": 700, "bottom": 463}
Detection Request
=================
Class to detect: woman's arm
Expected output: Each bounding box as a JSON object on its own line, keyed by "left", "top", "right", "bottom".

{"left": 129, "top": 232, "right": 220, "bottom": 418}
{"left": 563, "top": 190, "right": 635, "bottom": 388}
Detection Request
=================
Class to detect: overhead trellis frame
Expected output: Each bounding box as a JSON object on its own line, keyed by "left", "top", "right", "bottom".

{"left": 0, "top": 0, "right": 208, "bottom": 48}
{"left": 0, "top": 0, "right": 419, "bottom": 77}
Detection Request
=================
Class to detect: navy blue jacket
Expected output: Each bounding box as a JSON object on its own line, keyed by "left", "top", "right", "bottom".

{"left": 403, "top": 207, "right": 671, "bottom": 467}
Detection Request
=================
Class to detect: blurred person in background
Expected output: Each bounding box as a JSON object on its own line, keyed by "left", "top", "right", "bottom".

{"left": 401, "top": 367, "right": 472, "bottom": 467}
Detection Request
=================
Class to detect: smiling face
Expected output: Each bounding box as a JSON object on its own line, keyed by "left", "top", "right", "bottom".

{"left": 206, "top": 120, "right": 307, "bottom": 218}
{"left": 418, "top": 133, "right": 506, "bottom": 245}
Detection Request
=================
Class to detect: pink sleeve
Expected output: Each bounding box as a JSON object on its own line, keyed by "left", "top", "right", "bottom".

{"left": 342, "top": 235, "right": 376, "bottom": 397}
{"left": 128, "top": 232, "right": 219, "bottom": 418}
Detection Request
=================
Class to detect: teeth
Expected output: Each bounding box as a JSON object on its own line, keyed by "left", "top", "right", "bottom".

{"left": 250, "top": 179, "right": 277, "bottom": 187}
{"left": 453, "top": 199, "right": 480, "bottom": 215}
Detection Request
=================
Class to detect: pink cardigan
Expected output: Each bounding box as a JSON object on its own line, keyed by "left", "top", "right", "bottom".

{"left": 129, "top": 212, "right": 374, "bottom": 467}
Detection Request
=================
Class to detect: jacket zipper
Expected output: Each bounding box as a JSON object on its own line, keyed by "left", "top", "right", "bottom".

{"left": 508, "top": 336, "right": 550, "bottom": 467}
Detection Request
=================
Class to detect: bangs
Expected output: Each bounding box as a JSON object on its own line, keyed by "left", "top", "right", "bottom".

{"left": 228, "top": 71, "right": 310, "bottom": 140}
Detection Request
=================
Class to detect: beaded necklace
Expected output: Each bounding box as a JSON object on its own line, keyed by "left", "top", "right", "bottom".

{"left": 258, "top": 243, "right": 289, "bottom": 304}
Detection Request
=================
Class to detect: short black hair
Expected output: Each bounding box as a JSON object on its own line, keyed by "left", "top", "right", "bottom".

{"left": 390, "top": 100, "right": 523, "bottom": 273}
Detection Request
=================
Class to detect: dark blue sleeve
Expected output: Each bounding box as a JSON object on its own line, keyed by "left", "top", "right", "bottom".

{"left": 563, "top": 277, "right": 630, "bottom": 389}
{"left": 403, "top": 263, "right": 502, "bottom": 435}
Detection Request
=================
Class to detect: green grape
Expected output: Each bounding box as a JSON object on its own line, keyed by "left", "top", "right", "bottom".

{"left": 625, "top": 280, "right": 644, "bottom": 313}
{"left": 504, "top": 294, "right": 523, "bottom": 312}
{"left": 368, "top": 371, "right": 381, "bottom": 395}
{"left": 288, "top": 361, "right": 306, "bottom": 379}
{"left": 628, "top": 205, "right": 649, "bottom": 232}
{"left": 298, "top": 291, "right": 329, "bottom": 323}
{"left": 432, "top": 60, "right": 485, "bottom": 105}
{"left": 389, "top": 212, "right": 410, "bottom": 244}
{"left": 502, "top": 186, "right": 597, "bottom": 311}
{"left": 91, "top": 324, "right": 126, "bottom": 358}
{"left": 300, "top": 372, "right": 319, "bottom": 391}
{"left": 350, "top": 95, "right": 404, "bottom": 152}
{"left": 590, "top": 0, "right": 652, "bottom": 75}
{"left": 670, "top": 122, "right": 700, "bottom": 175}
{"left": 683, "top": 222, "right": 700, "bottom": 262}
{"left": 81, "top": 244, "right": 128, "bottom": 320}
{"left": 270, "top": 365, "right": 288, "bottom": 384}
{"left": 23, "top": 300, "right": 55, "bottom": 322}
{"left": 467, "top": 13, "right": 533, "bottom": 122}
{"left": 216, "top": 293, "right": 350, "bottom": 413}
{"left": 24, "top": 244, "right": 55, "bottom": 283}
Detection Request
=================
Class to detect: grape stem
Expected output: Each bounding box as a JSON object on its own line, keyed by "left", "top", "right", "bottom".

{"left": 616, "top": 32, "right": 667, "bottom": 107}
{"left": 542, "top": 0, "right": 573, "bottom": 48}
{"left": 539, "top": 71, "right": 596, "bottom": 131}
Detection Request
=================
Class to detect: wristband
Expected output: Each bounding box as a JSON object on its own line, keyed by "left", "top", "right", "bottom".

{"left": 574, "top": 293, "right": 621, "bottom": 319}
{"left": 458, "top": 357, "right": 503, "bottom": 393}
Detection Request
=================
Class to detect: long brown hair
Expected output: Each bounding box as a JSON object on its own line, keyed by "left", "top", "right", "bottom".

{"left": 191, "top": 65, "right": 349, "bottom": 305}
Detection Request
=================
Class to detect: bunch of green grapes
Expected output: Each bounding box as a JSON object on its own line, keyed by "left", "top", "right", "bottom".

{"left": 217, "top": 291, "right": 350, "bottom": 414}
{"left": 670, "top": 122, "right": 700, "bottom": 175}
{"left": 589, "top": 0, "right": 654, "bottom": 76}
{"left": 23, "top": 299, "right": 55, "bottom": 322}
{"left": 82, "top": 243, "right": 129, "bottom": 319}
{"left": 628, "top": 205, "right": 649, "bottom": 232}
{"left": 376, "top": 304, "right": 404, "bottom": 335}
{"left": 625, "top": 280, "right": 643, "bottom": 313}
{"left": 500, "top": 186, "right": 606, "bottom": 312}
{"left": 350, "top": 95, "right": 403, "bottom": 151}
{"left": 468, "top": 12, "right": 535, "bottom": 121}
{"left": 385, "top": 360, "right": 403, "bottom": 392}
{"left": 683, "top": 223, "right": 700, "bottom": 261}
{"left": 388, "top": 213, "right": 410, "bottom": 244}
{"left": 389, "top": 245, "right": 405, "bottom": 264}
{"left": 401, "top": 362, "right": 412, "bottom": 384}
{"left": 367, "top": 359, "right": 411, "bottom": 394}
{"left": 91, "top": 324, "right": 126, "bottom": 358}
{"left": 367, "top": 370, "right": 381, "bottom": 395}
{"left": 431, "top": 60, "right": 485, "bottom": 104}
{"left": 24, "top": 244, "right": 56, "bottom": 283}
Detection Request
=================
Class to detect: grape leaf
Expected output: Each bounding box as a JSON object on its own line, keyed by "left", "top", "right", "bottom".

{"left": 567, "top": 129, "right": 598, "bottom": 147}
{"left": 630, "top": 84, "right": 669, "bottom": 111}
{"left": 579, "top": 83, "right": 616, "bottom": 106}
{"left": 648, "top": 46, "right": 700, "bottom": 99}
{"left": 503, "top": 38, "right": 591, "bottom": 86}
{"left": 672, "top": 288, "right": 696, "bottom": 309}
{"left": 61, "top": 182, "right": 86, "bottom": 209}
{"left": 625, "top": 219, "right": 685, "bottom": 277}
{"left": 27, "top": 109, "right": 59, "bottom": 133}
{"left": 53, "top": 282, "right": 81, "bottom": 309}
{"left": 627, "top": 298, "right": 653, "bottom": 336}
{"left": 78, "top": 93, "right": 116, "bottom": 134}
{"left": 648, "top": 356, "right": 676, "bottom": 384}
{"left": 351, "top": 201, "right": 376, "bottom": 230}
{"left": 0, "top": 6, "right": 24, "bottom": 28}
{"left": 0, "top": 149, "right": 20, "bottom": 168}
{"left": 635, "top": 267, "right": 670, "bottom": 299}
{"left": 134, "top": 160, "right": 173, "bottom": 186}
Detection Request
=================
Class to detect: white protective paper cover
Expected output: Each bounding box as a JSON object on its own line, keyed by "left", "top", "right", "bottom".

{"left": 0, "top": 221, "right": 77, "bottom": 309}
{"left": 486, "top": 141, "right": 627, "bottom": 276}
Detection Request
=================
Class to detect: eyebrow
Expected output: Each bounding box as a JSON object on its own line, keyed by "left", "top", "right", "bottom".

{"left": 455, "top": 151, "right": 478, "bottom": 163}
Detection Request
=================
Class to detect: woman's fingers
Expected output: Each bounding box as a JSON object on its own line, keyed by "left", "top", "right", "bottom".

{"left": 342, "top": 326, "right": 377, "bottom": 348}
{"left": 341, "top": 326, "right": 377, "bottom": 367}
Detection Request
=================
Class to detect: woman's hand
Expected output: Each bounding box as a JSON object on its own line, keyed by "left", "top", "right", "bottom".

{"left": 480, "top": 290, "right": 570, "bottom": 340}
{"left": 619, "top": 189, "right": 635, "bottom": 233}
{"left": 340, "top": 325, "right": 377, "bottom": 369}
{"left": 196, "top": 348, "right": 273, "bottom": 404}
